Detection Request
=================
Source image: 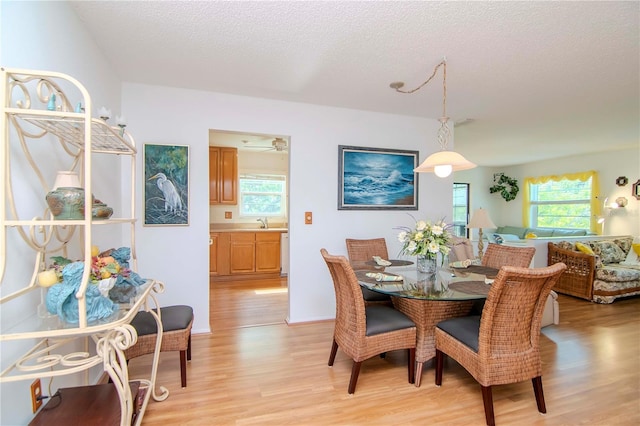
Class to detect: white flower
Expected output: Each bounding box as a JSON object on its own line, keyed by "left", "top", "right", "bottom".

{"left": 427, "top": 241, "right": 440, "bottom": 254}
{"left": 407, "top": 241, "right": 417, "bottom": 252}
{"left": 397, "top": 231, "right": 407, "bottom": 242}
{"left": 432, "top": 225, "right": 443, "bottom": 236}
{"left": 416, "top": 220, "right": 427, "bottom": 231}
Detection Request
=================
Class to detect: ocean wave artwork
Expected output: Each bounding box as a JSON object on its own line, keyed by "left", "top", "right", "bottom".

{"left": 341, "top": 149, "right": 416, "bottom": 207}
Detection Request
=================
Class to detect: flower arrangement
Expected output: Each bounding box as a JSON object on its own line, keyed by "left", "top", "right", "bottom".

{"left": 397, "top": 217, "right": 452, "bottom": 261}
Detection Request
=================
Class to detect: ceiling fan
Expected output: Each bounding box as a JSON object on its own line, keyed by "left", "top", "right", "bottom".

{"left": 242, "top": 137, "right": 288, "bottom": 152}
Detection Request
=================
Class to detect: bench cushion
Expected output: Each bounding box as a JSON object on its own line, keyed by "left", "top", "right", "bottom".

{"left": 130, "top": 305, "right": 193, "bottom": 336}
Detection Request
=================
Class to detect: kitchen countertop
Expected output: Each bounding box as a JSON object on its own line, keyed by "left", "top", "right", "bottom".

{"left": 210, "top": 226, "right": 288, "bottom": 233}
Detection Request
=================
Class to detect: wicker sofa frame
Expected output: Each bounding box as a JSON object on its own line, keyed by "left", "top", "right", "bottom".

{"left": 547, "top": 240, "right": 640, "bottom": 303}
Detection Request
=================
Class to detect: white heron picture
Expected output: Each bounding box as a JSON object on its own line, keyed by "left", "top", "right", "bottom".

{"left": 144, "top": 144, "right": 189, "bottom": 225}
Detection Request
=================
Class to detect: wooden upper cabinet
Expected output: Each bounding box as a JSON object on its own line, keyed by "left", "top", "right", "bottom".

{"left": 209, "top": 146, "right": 238, "bottom": 205}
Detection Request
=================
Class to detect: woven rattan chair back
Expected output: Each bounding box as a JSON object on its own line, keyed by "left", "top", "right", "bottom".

{"left": 345, "top": 238, "right": 393, "bottom": 304}
{"left": 479, "top": 264, "right": 565, "bottom": 364}
{"left": 481, "top": 244, "right": 535, "bottom": 269}
{"left": 322, "top": 249, "right": 368, "bottom": 341}
{"left": 345, "top": 238, "right": 389, "bottom": 262}
{"left": 435, "top": 263, "right": 567, "bottom": 425}
{"left": 320, "top": 248, "right": 417, "bottom": 393}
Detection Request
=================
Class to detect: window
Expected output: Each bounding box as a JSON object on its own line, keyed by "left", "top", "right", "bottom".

{"left": 239, "top": 174, "right": 286, "bottom": 217}
{"left": 523, "top": 171, "right": 600, "bottom": 233}
{"left": 452, "top": 183, "right": 470, "bottom": 237}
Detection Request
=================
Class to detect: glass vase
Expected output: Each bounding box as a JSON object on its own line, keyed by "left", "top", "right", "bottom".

{"left": 417, "top": 254, "right": 437, "bottom": 275}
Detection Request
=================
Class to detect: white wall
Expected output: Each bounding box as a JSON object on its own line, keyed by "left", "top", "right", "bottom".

{"left": 122, "top": 82, "right": 451, "bottom": 329}
{"left": 455, "top": 147, "right": 640, "bottom": 238}
{"left": 1, "top": 2, "right": 124, "bottom": 424}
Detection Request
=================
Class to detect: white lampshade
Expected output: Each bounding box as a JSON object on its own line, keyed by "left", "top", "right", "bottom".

{"left": 467, "top": 208, "right": 497, "bottom": 229}
{"left": 414, "top": 150, "right": 477, "bottom": 176}
{"left": 53, "top": 171, "right": 81, "bottom": 189}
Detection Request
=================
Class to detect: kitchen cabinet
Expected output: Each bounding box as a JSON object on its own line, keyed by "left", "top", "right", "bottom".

{"left": 209, "top": 146, "right": 238, "bottom": 205}
{"left": 1, "top": 68, "right": 166, "bottom": 425}
{"left": 255, "top": 233, "right": 281, "bottom": 273}
{"left": 229, "top": 233, "right": 256, "bottom": 274}
{"left": 212, "top": 231, "right": 282, "bottom": 278}
{"left": 209, "top": 232, "right": 230, "bottom": 276}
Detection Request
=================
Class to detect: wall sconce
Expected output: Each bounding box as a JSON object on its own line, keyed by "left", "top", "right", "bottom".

{"left": 614, "top": 197, "right": 628, "bottom": 208}
{"left": 390, "top": 58, "right": 476, "bottom": 178}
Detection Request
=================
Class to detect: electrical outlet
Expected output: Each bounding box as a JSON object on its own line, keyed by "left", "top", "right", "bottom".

{"left": 30, "top": 378, "right": 42, "bottom": 413}
{"left": 305, "top": 211, "right": 312, "bottom": 224}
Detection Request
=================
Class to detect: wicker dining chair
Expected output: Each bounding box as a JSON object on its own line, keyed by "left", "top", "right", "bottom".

{"left": 345, "top": 238, "right": 393, "bottom": 305}
{"left": 124, "top": 305, "right": 194, "bottom": 388}
{"left": 481, "top": 244, "right": 535, "bottom": 269}
{"left": 434, "top": 263, "right": 567, "bottom": 426}
{"left": 320, "top": 248, "right": 417, "bottom": 394}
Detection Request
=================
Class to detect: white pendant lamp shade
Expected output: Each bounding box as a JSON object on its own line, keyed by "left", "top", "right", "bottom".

{"left": 414, "top": 150, "right": 477, "bottom": 176}
{"left": 390, "top": 59, "right": 477, "bottom": 178}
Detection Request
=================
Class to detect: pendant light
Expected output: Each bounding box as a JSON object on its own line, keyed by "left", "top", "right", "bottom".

{"left": 390, "top": 59, "right": 476, "bottom": 177}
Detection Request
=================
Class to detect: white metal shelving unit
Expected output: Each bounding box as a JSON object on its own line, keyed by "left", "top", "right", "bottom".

{"left": 0, "top": 68, "right": 167, "bottom": 425}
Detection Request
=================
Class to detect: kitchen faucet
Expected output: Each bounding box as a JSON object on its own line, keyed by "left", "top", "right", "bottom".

{"left": 257, "top": 218, "right": 268, "bottom": 229}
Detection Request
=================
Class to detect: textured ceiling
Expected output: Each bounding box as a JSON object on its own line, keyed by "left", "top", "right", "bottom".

{"left": 71, "top": 1, "right": 639, "bottom": 166}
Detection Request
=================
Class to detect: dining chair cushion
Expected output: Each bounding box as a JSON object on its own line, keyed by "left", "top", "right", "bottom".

{"left": 361, "top": 287, "right": 392, "bottom": 302}
{"left": 365, "top": 305, "right": 416, "bottom": 336}
{"left": 436, "top": 315, "right": 481, "bottom": 352}
{"left": 130, "top": 305, "right": 194, "bottom": 336}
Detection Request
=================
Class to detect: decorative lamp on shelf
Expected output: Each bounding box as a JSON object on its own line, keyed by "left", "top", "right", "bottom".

{"left": 45, "top": 171, "right": 85, "bottom": 220}
{"left": 390, "top": 58, "right": 476, "bottom": 178}
{"left": 467, "top": 208, "right": 496, "bottom": 260}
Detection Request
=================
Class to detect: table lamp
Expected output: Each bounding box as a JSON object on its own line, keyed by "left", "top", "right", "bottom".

{"left": 467, "top": 208, "right": 496, "bottom": 260}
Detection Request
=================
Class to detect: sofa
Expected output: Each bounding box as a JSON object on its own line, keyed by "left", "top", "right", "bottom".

{"left": 547, "top": 236, "right": 640, "bottom": 303}
{"left": 490, "top": 225, "right": 593, "bottom": 242}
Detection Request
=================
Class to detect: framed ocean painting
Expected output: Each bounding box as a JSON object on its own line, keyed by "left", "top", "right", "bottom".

{"left": 338, "top": 145, "right": 419, "bottom": 210}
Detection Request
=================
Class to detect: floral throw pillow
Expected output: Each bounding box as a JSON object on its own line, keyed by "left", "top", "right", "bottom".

{"left": 591, "top": 241, "right": 626, "bottom": 264}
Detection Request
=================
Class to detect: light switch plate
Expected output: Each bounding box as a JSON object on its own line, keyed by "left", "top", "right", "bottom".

{"left": 225, "top": 211, "right": 232, "bottom": 219}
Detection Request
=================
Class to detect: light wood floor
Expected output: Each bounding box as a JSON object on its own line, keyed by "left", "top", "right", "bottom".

{"left": 128, "top": 278, "right": 640, "bottom": 425}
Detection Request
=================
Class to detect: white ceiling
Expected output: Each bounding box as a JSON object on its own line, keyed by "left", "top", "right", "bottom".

{"left": 71, "top": 1, "right": 639, "bottom": 167}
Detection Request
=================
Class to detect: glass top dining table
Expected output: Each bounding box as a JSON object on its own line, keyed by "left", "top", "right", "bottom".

{"left": 351, "top": 260, "right": 498, "bottom": 387}
{"left": 352, "top": 261, "right": 492, "bottom": 301}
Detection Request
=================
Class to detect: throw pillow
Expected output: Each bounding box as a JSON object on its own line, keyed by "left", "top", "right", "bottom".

{"left": 525, "top": 232, "right": 537, "bottom": 239}
{"left": 620, "top": 244, "right": 640, "bottom": 266}
{"left": 575, "top": 242, "right": 594, "bottom": 255}
{"left": 591, "top": 241, "right": 626, "bottom": 264}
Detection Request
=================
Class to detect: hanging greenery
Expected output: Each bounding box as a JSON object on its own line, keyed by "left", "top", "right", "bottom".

{"left": 490, "top": 174, "right": 519, "bottom": 202}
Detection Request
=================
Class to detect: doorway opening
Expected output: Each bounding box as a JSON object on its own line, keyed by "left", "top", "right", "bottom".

{"left": 208, "top": 129, "right": 290, "bottom": 330}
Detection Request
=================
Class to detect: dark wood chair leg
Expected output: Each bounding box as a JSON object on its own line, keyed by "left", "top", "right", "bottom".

{"left": 328, "top": 339, "right": 338, "bottom": 366}
{"left": 408, "top": 348, "right": 415, "bottom": 384}
{"left": 481, "top": 385, "right": 495, "bottom": 426}
{"left": 348, "top": 361, "right": 362, "bottom": 394}
{"left": 180, "top": 350, "right": 187, "bottom": 388}
{"left": 187, "top": 333, "right": 192, "bottom": 361}
{"left": 532, "top": 376, "right": 547, "bottom": 413}
{"left": 435, "top": 349, "right": 444, "bottom": 386}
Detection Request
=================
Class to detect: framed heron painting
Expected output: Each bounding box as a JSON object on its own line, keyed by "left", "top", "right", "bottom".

{"left": 143, "top": 144, "right": 189, "bottom": 226}
{"left": 338, "top": 145, "right": 419, "bottom": 210}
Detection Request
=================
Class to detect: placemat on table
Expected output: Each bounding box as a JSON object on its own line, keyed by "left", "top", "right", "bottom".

{"left": 454, "top": 265, "right": 499, "bottom": 278}
{"left": 364, "top": 259, "right": 414, "bottom": 267}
